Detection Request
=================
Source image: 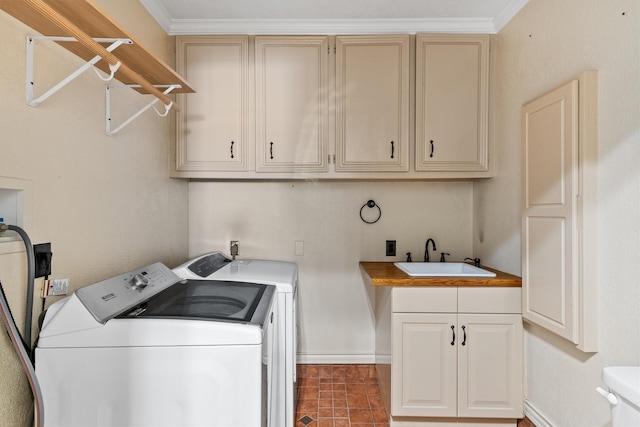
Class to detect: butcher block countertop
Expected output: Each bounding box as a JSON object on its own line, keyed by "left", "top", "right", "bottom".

{"left": 360, "top": 262, "right": 522, "bottom": 287}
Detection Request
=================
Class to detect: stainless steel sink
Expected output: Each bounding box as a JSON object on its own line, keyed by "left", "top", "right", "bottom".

{"left": 394, "top": 262, "right": 496, "bottom": 277}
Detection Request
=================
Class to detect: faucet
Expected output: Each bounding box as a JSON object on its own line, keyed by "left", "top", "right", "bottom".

{"left": 424, "top": 238, "right": 437, "bottom": 262}
{"left": 465, "top": 257, "right": 481, "bottom": 267}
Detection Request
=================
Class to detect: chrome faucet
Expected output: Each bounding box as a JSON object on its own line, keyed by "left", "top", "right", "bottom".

{"left": 424, "top": 238, "right": 437, "bottom": 262}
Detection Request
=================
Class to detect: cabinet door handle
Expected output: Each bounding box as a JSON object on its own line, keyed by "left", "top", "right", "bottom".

{"left": 429, "top": 140, "right": 434, "bottom": 158}
{"left": 450, "top": 325, "right": 455, "bottom": 345}
{"left": 390, "top": 141, "right": 395, "bottom": 159}
{"left": 230, "top": 141, "right": 234, "bottom": 159}
{"left": 462, "top": 325, "right": 467, "bottom": 346}
{"left": 270, "top": 142, "right": 274, "bottom": 159}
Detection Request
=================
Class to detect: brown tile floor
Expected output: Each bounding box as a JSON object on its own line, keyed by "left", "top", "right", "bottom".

{"left": 296, "top": 364, "right": 389, "bottom": 427}
{"left": 296, "top": 364, "right": 534, "bottom": 427}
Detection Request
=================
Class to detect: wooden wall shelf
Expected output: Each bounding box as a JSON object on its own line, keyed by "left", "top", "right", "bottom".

{"left": 0, "top": 0, "right": 194, "bottom": 124}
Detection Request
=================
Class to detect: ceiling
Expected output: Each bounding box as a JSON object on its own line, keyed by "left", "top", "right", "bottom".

{"left": 139, "top": 0, "right": 529, "bottom": 35}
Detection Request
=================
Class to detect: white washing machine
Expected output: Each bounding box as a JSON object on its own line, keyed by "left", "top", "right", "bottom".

{"left": 36, "top": 262, "right": 278, "bottom": 427}
{"left": 172, "top": 253, "right": 298, "bottom": 427}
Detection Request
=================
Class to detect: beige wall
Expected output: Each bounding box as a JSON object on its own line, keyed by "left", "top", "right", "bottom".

{"left": 476, "top": 0, "right": 640, "bottom": 425}
{"left": 189, "top": 180, "right": 474, "bottom": 360}
{"left": 0, "top": 1, "right": 189, "bottom": 424}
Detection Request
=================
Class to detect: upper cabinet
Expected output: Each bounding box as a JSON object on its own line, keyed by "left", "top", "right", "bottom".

{"left": 175, "top": 36, "right": 250, "bottom": 172}
{"left": 172, "top": 34, "right": 494, "bottom": 180}
{"left": 335, "top": 35, "right": 410, "bottom": 172}
{"left": 415, "top": 34, "right": 491, "bottom": 176}
{"left": 255, "top": 36, "right": 329, "bottom": 173}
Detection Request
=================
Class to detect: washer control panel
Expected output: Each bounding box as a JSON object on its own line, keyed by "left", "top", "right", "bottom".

{"left": 76, "top": 262, "right": 181, "bottom": 324}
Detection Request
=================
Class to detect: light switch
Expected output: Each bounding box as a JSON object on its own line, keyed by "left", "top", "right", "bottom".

{"left": 294, "top": 240, "right": 304, "bottom": 256}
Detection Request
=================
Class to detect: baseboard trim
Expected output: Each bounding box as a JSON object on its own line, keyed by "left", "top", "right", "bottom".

{"left": 524, "top": 400, "right": 553, "bottom": 427}
{"left": 297, "top": 354, "right": 376, "bottom": 364}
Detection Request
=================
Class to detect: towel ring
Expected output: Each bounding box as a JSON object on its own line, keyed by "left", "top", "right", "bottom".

{"left": 360, "top": 200, "right": 381, "bottom": 224}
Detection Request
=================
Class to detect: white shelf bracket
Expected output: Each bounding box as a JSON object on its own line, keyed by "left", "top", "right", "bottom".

{"left": 105, "top": 84, "right": 181, "bottom": 136}
{"left": 25, "top": 36, "right": 132, "bottom": 107}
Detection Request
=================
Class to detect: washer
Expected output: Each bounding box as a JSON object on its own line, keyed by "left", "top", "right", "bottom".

{"left": 172, "top": 253, "right": 298, "bottom": 427}
{"left": 36, "top": 262, "right": 277, "bottom": 427}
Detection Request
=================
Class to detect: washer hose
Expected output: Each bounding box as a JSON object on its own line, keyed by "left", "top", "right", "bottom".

{"left": 0, "top": 283, "right": 44, "bottom": 427}
{"left": 0, "top": 223, "right": 35, "bottom": 349}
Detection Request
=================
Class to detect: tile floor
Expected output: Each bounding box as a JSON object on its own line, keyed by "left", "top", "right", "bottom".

{"left": 296, "top": 364, "right": 389, "bottom": 427}
{"left": 296, "top": 364, "right": 534, "bottom": 427}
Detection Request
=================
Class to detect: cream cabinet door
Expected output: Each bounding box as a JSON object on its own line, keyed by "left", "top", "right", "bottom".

{"left": 521, "top": 72, "right": 598, "bottom": 352}
{"left": 175, "top": 36, "right": 250, "bottom": 172}
{"left": 415, "top": 34, "right": 490, "bottom": 173}
{"left": 391, "top": 313, "right": 457, "bottom": 417}
{"left": 457, "top": 314, "right": 524, "bottom": 418}
{"left": 255, "top": 36, "right": 329, "bottom": 173}
{"left": 335, "top": 35, "right": 409, "bottom": 171}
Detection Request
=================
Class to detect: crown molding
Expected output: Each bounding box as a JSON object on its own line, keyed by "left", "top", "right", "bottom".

{"left": 164, "top": 18, "right": 498, "bottom": 35}
{"left": 493, "top": 0, "right": 529, "bottom": 32}
{"left": 140, "top": 0, "right": 530, "bottom": 35}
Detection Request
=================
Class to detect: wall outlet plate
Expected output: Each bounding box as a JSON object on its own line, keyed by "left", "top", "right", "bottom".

{"left": 386, "top": 240, "right": 396, "bottom": 257}
{"left": 34, "top": 242, "right": 52, "bottom": 278}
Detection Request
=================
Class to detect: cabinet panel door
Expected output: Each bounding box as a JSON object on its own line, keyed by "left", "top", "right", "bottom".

{"left": 392, "top": 313, "right": 457, "bottom": 417}
{"left": 176, "top": 36, "right": 250, "bottom": 172}
{"left": 255, "top": 36, "right": 328, "bottom": 172}
{"left": 521, "top": 79, "right": 579, "bottom": 343}
{"left": 416, "top": 34, "right": 489, "bottom": 172}
{"left": 521, "top": 72, "right": 598, "bottom": 352}
{"left": 457, "top": 314, "right": 523, "bottom": 418}
{"left": 335, "top": 35, "right": 409, "bottom": 171}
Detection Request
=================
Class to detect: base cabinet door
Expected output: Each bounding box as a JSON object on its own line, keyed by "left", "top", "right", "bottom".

{"left": 391, "top": 313, "right": 457, "bottom": 417}
{"left": 391, "top": 311, "right": 523, "bottom": 419}
{"left": 457, "top": 314, "right": 524, "bottom": 418}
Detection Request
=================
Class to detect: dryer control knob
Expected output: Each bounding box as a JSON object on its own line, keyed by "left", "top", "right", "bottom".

{"left": 130, "top": 274, "right": 149, "bottom": 290}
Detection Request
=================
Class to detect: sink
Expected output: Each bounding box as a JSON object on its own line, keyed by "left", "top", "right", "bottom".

{"left": 394, "top": 262, "right": 497, "bottom": 277}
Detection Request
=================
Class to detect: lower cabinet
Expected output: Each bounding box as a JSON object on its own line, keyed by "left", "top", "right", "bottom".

{"left": 379, "top": 287, "right": 523, "bottom": 426}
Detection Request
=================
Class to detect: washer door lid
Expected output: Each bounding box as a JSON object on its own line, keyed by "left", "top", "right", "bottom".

{"left": 118, "top": 280, "right": 274, "bottom": 326}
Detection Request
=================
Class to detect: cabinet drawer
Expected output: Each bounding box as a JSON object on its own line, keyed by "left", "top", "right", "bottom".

{"left": 392, "top": 287, "right": 457, "bottom": 313}
{"left": 458, "top": 287, "right": 521, "bottom": 314}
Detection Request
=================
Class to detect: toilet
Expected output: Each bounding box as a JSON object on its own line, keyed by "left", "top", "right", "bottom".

{"left": 597, "top": 366, "right": 640, "bottom": 427}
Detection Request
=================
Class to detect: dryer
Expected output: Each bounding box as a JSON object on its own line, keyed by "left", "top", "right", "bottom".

{"left": 36, "top": 262, "right": 277, "bottom": 427}
{"left": 172, "top": 253, "right": 298, "bottom": 427}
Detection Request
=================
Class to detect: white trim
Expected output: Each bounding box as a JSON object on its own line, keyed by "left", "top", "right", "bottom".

{"left": 167, "top": 18, "right": 498, "bottom": 35}
{"left": 493, "top": 0, "right": 529, "bottom": 32}
{"left": 297, "top": 353, "right": 376, "bottom": 364}
{"left": 140, "top": 0, "right": 531, "bottom": 35}
{"left": 524, "top": 400, "right": 554, "bottom": 427}
{"left": 139, "top": 0, "right": 173, "bottom": 33}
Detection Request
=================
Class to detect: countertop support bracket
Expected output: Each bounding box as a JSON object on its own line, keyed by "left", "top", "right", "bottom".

{"left": 105, "top": 84, "right": 181, "bottom": 136}
{"left": 26, "top": 35, "right": 132, "bottom": 107}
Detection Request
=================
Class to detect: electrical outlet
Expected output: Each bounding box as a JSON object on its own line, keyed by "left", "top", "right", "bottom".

{"left": 34, "top": 243, "right": 52, "bottom": 278}
{"left": 386, "top": 240, "right": 396, "bottom": 257}
{"left": 44, "top": 278, "right": 69, "bottom": 296}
